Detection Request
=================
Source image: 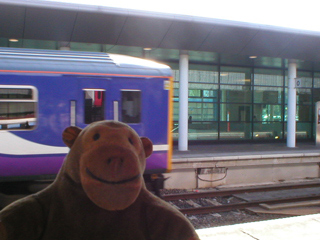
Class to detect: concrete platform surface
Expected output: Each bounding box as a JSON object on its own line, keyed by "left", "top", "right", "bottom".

{"left": 173, "top": 141, "right": 320, "bottom": 159}
{"left": 196, "top": 213, "right": 320, "bottom": 240}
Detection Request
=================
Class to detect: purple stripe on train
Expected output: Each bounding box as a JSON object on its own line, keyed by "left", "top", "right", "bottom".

{"left": 0, "top": 154, "right": 65, "bottom": 177}
{"left": 0, "top": 152, "right": 168, "bottom": 177}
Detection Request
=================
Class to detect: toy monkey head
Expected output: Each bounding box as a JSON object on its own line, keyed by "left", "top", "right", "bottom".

{"left": 62, "top": 121, "right": 153, "bottom": 211}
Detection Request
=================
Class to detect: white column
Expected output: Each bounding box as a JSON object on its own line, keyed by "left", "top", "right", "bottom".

{"left": 178, "top": 51, "right": 189, "bottom": 151}
{"left": 59, "top": 41, "right": 70, "bottom": 50}
{"left": 287, "top": 59, "right": 297, "bottom": 148}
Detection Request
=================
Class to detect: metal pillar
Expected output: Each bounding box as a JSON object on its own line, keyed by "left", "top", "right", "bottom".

{"left": 59, "top": 41, "right": 70, "bottom": 50}
{"left": 287, "top": 59, "right": 297, "bottom": 148}
{"left": 178, "top": 51, "right": 189, "bottom": 151}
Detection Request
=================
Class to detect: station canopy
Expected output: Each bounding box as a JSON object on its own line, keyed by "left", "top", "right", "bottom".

{"left": 1, "top": 0, "right": 320, "bottom": 63}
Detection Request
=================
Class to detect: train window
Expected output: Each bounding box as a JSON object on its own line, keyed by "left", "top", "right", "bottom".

{"left": 84, "top": 89, "right": 105, "bottom": 124}
{"left": 121, "top": 90, "right": 141, "bottom": 123}
{"left": 0, "top": 86, "right": 37, "bottom": 130}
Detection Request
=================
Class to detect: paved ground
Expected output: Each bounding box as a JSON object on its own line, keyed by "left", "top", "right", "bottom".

{"left": 196, "top": 213, "right": 320, "bottom": 240}
{"left": 173, "top": 141, "right": 320, "bottom": 159}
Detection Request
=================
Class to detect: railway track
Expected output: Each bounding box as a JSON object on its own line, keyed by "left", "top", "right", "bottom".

{"left": 163, "top": 181, "right": 320, "bottom": 215}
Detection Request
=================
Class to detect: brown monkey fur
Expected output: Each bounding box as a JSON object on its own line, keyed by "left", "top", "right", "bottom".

{"left": 0, "top": 121, "right": 199, "bottom": 240}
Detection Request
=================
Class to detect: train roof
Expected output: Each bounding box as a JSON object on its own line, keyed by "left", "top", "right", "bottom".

{"left": 0, "top": 48, "right": 172, "bottom": 77}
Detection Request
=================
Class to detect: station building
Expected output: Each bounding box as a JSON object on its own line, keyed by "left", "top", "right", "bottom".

{"left": 1, "top": 0, "right": 320, "bottom": 150}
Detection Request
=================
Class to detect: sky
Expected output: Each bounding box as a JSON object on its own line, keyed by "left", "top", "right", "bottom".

{"left": 47, "top": 0, "right": 320, "bottom": 33}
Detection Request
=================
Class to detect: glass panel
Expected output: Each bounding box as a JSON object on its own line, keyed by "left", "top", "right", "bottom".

{"left": 312, "top": 88, "right": 320, "bottom": 102}
{"left": 173, "top": 102, "right": 179, "bottom": 122}
{"left": 306, "top": 72, "right": 319, "bottom": 104}
{"left": 297, "top": 71, "right": 312, "bottom": 88}
{"left": 220, "top": 54, "right": 252, "bottom": 66}
{"left": 172, "top": 121, "right": 179, "bottom": 140}
{"left": 189, "top": 83, "right": 218, "bottom": 90}
{"left": 23, "top": 39, "right": 57, "bottom": 50}
{"left": 173, "top": 68, "right": 219, "bottom": 84}
{"left": 0, "top": 88, "right": 33, "bottom": 99}
{"left": 0, "top": 87, "right": 36, "bottom": 130}
{"left": 84, "top": 90, "right": 105, "bottom": 124}
{"left": 189, "top": 89, "right": 201, "bottom": 97}
{"left": 254, "top": 104, "right": 282, "bottom": 122}
{"left": 284, "top": 105, "right": 312, "bottom": 121}
{"left": 220, "top": 67, "right": 252, "bottom": 85}
{"left": 296, "top": 122, "right": 311, "bottom": 139}
{"left": 285, "top": 88, "right": 312, "bottom": 105}
{"left": 121, "top": 90, "right": 141, "bottom": 123}
{"left": 254, "top": 57, "right": 283, "bottom": 68}
{"left": 188, "top": 122, "right": 218, "bottom": 140}
{"left": 254, "top": 87, "right": 282, "bottom": 104}
{"left": 297, "top": 88, "right": 312, "bottom": 105}
{"left": 254, "top": 68, "right": 283, "bottom": 86}
{"left": 189, "top": 102, "right": 217, "bottom": 121}
{"left": 172, "top": 70, "right": 179, "bottom": 83}
{"left": 219, "top": 122, "right": 251, "bottom": 140}
{"left": 149, "top": 48, "right": 180, "bottom": 62}
{"left": 314, "top": 73, "right": 320, "bottom": 88}
{"left": 189, "top": 70, "right": 219, "bottom": 83}
{"left": 173, "top": 81, "right": 179, "bottom": 97}
{"left": 0, "top": 37, "right": 7, "bottom": 47}
{"left": 296, "top": 77, "right": 313, "bottom": 88}
{"left": 9, "top": 39, "right": 23, "bottom": 48}
{"left": 104, "top": 45, "right": 144, "bottom": 57}
{"left": 297, "top": 105, "right": 312, "bottom": 121}
{"left": 220, "top": 85, "right": 252, "bottom": 103}
{"left": 253, "top": 122, "right": 283, "bottom": 139}
{"left": 71, "top": 42, "right": 101, "bottom": 52}
{"left": 284, "top": 123, "right": 311, "bottom": 139}
{"left": 172, "top": 122, "right": 218, "bottom": 141}
{"left": 220, "top": 104, "right": 251, "bottom": 122}
{"left": 296, "top": 60, "right": 313, "bottom": 71}
{"left": 189, "top": 51, "right": 219, "bottom": 64}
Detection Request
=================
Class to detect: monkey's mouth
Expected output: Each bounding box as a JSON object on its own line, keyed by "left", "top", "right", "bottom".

{"left": 86, "top": 168, "right": 140, "bottom": 185}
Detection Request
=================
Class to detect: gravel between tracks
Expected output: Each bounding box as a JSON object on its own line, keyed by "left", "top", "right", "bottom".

{"left": 187, "top": 210, "right": 286, "bottom": 229}
{"left": 161, "top": 189, "right": 287, "bottom": 229}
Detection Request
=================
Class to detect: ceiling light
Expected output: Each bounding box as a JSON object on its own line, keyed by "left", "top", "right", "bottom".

{"left": 143, "top": 48, "right": 152, "bottom": 51}
{"left": 249, "top": 56, "right": 257, "bottom": 59}
{"left": 9, "top": 39, "right": 19, "bottom": 42}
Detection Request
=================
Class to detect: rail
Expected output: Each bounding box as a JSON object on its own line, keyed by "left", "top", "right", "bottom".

{"left": 163, "top": 181, "right": 320, "bottom": 201}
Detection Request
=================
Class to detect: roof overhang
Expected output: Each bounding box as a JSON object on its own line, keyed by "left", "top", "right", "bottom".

{"left": 1, "top": 0, "right": 320, "bottom": 62}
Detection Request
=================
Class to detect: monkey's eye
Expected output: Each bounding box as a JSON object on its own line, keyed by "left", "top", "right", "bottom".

{"left": 128, "top": 138, "right": 134, "bottom": 145}
{"left": 93, "top": 133, "right": 100, "bottom": 141}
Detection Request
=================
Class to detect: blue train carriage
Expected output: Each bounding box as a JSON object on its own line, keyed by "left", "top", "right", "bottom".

{"left": 0, "top": 48, "right": 173, "bottom": 194}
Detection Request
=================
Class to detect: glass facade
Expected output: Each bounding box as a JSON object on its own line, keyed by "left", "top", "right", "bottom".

{"left": 172, "top": 64, "right": 317, "bottom": 142}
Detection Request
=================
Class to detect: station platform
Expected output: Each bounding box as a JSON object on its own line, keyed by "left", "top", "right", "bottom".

{"left": 173, "top": 141, "right": 320, "bottom": 160}
{"left": 167, "top": 141, "right": 320, "bottom": 189}
{"left": 196, "top": 213, "right": 320, "bottom": 240}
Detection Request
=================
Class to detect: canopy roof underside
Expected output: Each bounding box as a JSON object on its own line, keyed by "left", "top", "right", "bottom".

{"left": 1, "top": 0, "right": 320, "bottom": 62}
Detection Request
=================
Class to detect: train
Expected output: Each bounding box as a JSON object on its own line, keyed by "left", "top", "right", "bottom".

{"left": 0, "top": 47, "right": 173, "bottom": 194}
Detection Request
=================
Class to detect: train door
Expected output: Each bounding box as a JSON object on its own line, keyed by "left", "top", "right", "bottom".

{"left": 120, "top": 90, "right": 141, "bottom": 124}
{"left": 114, "top": 89, "right": 143, "bottom": 134}
{"left": 83, "top": 89, "right": 105, "bottom": 124}
{"left": 78, "top": 79, "right": 145, "bottom": 137}
{"left": 77, "top": 78, "right": 110, "bottom": 128}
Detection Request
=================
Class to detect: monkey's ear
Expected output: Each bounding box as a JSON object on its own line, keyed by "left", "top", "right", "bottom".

{"left": 62, "top": 126, "right": 82, "bottom": 148}
{"left": 140, "top": 137, "right": 153, "bottom": 158}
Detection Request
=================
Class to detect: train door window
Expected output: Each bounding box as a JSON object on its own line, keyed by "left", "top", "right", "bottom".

{"left": 121, "top": 90, "right": 141, "bottom": 123}
{"left": 84, "top": 89, "right": 105, "bottom": 124}
{"left": 0, "top": 86, "right": 37, "bottom": 130}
